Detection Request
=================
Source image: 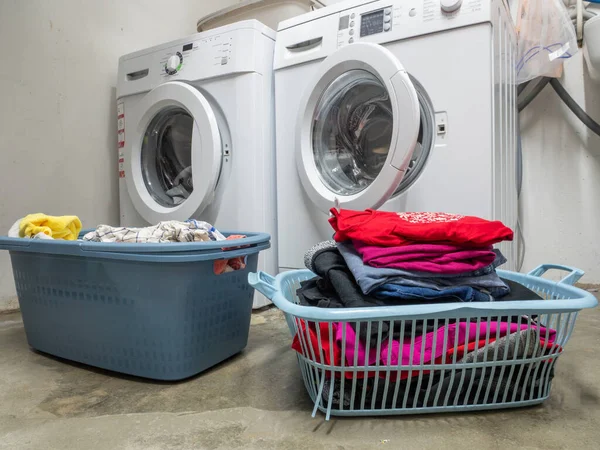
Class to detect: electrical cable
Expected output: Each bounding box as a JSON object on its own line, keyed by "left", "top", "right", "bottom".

{"left": 517, "top": 77, "right": 551, "bottom": 112}
{"left": 516, "top": 219, "right": 526, "bottom": 272}
{"left": 516, "top": 123, "right": 523, "bottom": 198}
{"left": 516, "top": 115, "right": 525, "bottom": 272}
{"left": 549, "top": 78, "right": 600, "bottom": 136}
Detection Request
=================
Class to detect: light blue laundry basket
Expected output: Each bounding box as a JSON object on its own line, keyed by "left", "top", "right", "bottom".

{"left": 249, "top": 265, "right": 597, "bottom": 419}
{"left": 0, "top": 231, "right": 270, "bottom": 380}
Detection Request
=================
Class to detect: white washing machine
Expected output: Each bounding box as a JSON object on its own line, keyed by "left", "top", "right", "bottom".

{"left": 274, "top": 0, "right": 517, "bottom": 272}
{"left": 117, "top": 20, "right": 277, "bottom": 308}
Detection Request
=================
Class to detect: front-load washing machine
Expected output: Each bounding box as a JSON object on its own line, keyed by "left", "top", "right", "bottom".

{"left": 274, "top": 0, "right": 517, "bottom": 271}
{"left": 117, "top": 20, "right": 277, "bottom": 308}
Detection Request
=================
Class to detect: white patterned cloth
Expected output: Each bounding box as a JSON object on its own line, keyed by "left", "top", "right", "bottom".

{"left": 396, "top": 212, "right": 465, "bottom": 224}
{"left": 82, "top": 220, "right": 226, "bottom": 244}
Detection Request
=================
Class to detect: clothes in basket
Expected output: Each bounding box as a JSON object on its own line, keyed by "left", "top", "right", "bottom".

{"left": 288, "top": 209, "right": 563, "bottom": 411}
{"left": 8, "top": 214, "right": 82, "bottom": 240}
{"left": 82, "top": 221, "right": 222, "bottom": 243}
{"left": 82, "top": 221, "right": 247, "bottom": 274}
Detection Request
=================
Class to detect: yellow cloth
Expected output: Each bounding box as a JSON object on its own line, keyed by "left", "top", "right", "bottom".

{"left": 19, "top": 214, "right": 82, "bottom": 241}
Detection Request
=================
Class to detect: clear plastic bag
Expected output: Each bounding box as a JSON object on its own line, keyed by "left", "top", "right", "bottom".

{"left": 515, "top": 0, "right": 578, "bottom": 84}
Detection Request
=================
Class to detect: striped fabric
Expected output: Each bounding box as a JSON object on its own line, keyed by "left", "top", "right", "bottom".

{"left": 82, "top": 220, "right": 225, "bottom": 244}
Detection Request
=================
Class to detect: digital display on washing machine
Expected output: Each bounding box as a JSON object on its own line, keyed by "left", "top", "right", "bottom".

{"left": 339, "top": 15, "right": 349, "bottom": 30}
{"left": 360, "top": 9, "right": 384, "bottom": 37}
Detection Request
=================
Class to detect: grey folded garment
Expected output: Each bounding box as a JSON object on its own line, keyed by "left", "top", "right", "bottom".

{"left": 304, "top": 240, "right": 337, "bottom": 273}
{"left": 428, "top": 328, "right": 556, "bottom": 407}
{"left": 337, "top": 241, "right": 510, "bottom": 297}
{"left": 459, "top": 328, "right": 543, "bottom": 363}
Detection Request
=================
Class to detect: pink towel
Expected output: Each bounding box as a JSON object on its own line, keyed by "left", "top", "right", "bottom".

{"left": 353, "top": 241, "right": 497, "bottom": 274}
{"left": 335, "top": 321, "right": 556, "bottom": 367}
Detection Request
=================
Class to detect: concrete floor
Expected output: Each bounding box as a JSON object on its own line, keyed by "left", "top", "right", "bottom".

{"left": 1, "top": 304, "right": 600, "bottom": 450}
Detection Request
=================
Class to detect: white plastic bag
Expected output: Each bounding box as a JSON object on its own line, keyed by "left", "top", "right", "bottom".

{"left": 515, "top": 0, "right": 578, "bottom": 84}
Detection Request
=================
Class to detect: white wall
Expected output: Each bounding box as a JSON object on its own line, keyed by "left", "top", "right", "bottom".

{"left": 520, "top": 50, "right": 600, "bottom": 282}
{"left": 0, "top": 0, "right": 235, "bottom": 310}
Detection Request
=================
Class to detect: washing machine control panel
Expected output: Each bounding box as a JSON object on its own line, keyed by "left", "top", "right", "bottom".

{"left": 118, "top": 27, "right": 268, "bottom": 99}
{"left": 337, "top": 5, "right": 394, "bottom": 46}
{"left": 158, "top": 36, "right": 233, "bottom": 78}
{"left": 336, "top": 0, "right": 483, "bottom": 48}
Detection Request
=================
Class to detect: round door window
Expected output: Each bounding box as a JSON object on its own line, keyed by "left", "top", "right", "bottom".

{"left": 312, "top": 69, "right": 394, "bottom": 196}
{"left": 141, "top": 107, "right": 194, "bottom": 207}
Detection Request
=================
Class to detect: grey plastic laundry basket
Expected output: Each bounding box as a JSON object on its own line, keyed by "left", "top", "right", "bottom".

{"left": 249, "top": 264, "right": 597, "bottom": 419}
{"left": 0, "top": 231, "right": 270, "bottom": 380}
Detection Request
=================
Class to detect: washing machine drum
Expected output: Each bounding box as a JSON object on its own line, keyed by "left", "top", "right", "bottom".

{"left": 141, "top": 107, "right": 194, "bottom": 207}
{"left": 313, "top": 70, "right": 394, "bottom": 197}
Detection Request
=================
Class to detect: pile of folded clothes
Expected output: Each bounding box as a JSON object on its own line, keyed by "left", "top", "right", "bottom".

{"left": 292, "top": 209, "right": 560, "bottom": 409}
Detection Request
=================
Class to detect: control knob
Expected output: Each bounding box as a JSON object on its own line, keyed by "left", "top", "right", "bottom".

{"left": 165, "top": 52, "right": 183, "bottom": 75}
{"left": 441, "top": 0, "right": 462, "bottom": 13}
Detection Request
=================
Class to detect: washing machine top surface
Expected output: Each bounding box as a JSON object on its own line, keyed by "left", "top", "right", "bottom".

{"left": 278, "top": 0, "right": 510, "bottom": 31}
{"left": 117, "top": 20, "right": 274, "bottom": 100}
{"left": 121, "top": 19, "right": 274, "bottom": 63}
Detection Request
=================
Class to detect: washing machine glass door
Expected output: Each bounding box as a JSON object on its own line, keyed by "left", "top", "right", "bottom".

{"left": 126, "top": 81, "right": 222, "bottom": 224}
{"left": 296, "top": 42, "right": 420, "bottom": 213}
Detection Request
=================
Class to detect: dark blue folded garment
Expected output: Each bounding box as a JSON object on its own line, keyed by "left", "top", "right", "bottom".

{"left": 373, "top": 283, "right": 493, "bottom": 303}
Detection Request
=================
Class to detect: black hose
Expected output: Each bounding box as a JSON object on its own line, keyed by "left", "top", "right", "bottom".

{"left": 549, "top": 78, "right": 600, "bottom": 137}
{"left": 517, "top": 77, "right": 551, "bottom": 112}
{"left": 517, "top": 80, "right": 531, "bottom": 96}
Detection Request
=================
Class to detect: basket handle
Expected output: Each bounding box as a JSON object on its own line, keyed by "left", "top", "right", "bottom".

{"left": 528, "top": 264, "right": 584, "bottom": 286}
{"left": 248, "top": 271, "right": 277, "bottom": 300}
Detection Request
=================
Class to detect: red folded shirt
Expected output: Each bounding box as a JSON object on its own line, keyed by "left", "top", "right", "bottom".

{"left": 329, "top": 209, "right": 514, "bottom": 247}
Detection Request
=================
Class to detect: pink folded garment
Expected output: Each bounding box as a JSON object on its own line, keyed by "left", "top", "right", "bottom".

{"left": 335, "top": 321, "right": 556, "bottom": 368}
{"left": 353, "top": 240, "right": 497, "bottom": 274}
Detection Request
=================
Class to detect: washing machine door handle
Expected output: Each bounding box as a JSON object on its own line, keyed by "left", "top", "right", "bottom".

{"left": 295, "top": 42, "right": 420, "bottom": 213}
{"left": 125, "top": 81, "right": 222, "bottom": 224}
{"left": 388, "top": 69, "right": 421, "bottom": 171}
